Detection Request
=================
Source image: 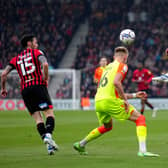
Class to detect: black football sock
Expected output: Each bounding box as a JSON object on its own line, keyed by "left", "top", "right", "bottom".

{"left": 37, "top": 122, "right": 46, "bottom": 140}
{"left": 46, "top": 116, "right": 55, "bottom": 134}
{"left": 140, "top": 108, "right": 144, "bottom": 115}
{"left": 141, "top": 102, "right": 145, "bottom": 115}
{"left": 146, "top": 101, "right": 154, "bottom": 109}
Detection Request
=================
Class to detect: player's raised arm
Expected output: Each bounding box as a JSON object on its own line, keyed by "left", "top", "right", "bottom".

{"left": 38, "top": 55, "right": 49, "bottom": 81}
{"left": 1, "top": 65, "right": 14, "bottom": 97}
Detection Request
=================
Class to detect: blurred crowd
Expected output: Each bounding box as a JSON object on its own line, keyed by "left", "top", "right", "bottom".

{"left": 0, "top": 0, "right": 86, "bottom": 69}
{"left": 74, "top": 0, "right": 168, "bottom": 98}
{"left": 55, "top": 74, "right": 72, "bottom": 99}
{"left": 1, "top": 73, "right": 73, "bottom": 99}
{"left": 1, "top": 0, "right": 168, "bottom": 99}
{"left": 0, "top": 0, "right": 86, "bottom": 99}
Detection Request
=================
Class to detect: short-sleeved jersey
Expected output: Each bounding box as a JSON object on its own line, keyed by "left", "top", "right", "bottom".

{"left": 94, "top": 66, "right": 106, "bottom": 83}
{"left": 95, "top": 60, "right": 128, "bottom": 101}
{"left": 9, "top": 48, "right": 47, "bottom": 91}
{"left": 132, "top": 68, "right": 153, "bottom": 91}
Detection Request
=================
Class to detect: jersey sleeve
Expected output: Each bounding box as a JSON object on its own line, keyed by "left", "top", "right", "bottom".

{"left": 94, "top": 67, "right": 103, "bottom": 82}
{"left": 117, "top": 63, "right": 128, "bottom": 77}
{"left": 94, "top": 68, "right": 99, "bottom": 80}
{"left": 9, "top": 57, "right": 16, "bottom": 69}
{"left": 34, "top": 49, "right": 45, "bottom": 58}
{"left": 146, "top": 69, "right": 154, "bottom": 83}
{"left": 147, "top": 70, "right": 153, "bottom": 77}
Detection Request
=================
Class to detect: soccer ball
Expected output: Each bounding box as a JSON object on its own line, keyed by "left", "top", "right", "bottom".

{"left": 119, "top": 29, "right": 135, "bottom": 45}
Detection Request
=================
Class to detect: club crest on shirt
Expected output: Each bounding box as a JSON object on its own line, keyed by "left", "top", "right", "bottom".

{"left": 122, "top": 65, "right": 128, "bottom": 74}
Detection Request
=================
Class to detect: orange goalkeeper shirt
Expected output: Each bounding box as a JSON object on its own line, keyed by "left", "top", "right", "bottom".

{"left": 94, "top": 66, "right": 106, "bottom": 84}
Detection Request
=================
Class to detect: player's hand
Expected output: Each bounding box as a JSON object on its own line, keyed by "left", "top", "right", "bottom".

{"left": 1, "top": 89, "right": 7, "bottom": 97}
{"left": 124, "top": 100, "right": 129, "bottom": 113}
{"left": 136, "top": 91, "right": 147, "bottom": 99}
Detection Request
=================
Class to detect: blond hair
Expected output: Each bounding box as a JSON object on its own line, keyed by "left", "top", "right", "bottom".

{"left": 114, "top": 46, "right": 129, "bottom": 55}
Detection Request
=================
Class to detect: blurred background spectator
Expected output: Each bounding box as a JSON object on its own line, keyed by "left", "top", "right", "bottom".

{"left": 0, "top": 0, "right": 168, "bottom": 99}
{"left": 74, "top": 0, "right": 168, "bottom": 98}
{"left": 0, "top": 0, "right": 86, "bottom": 69}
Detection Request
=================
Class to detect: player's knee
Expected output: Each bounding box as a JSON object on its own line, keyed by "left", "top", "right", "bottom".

{"left": 44, "top": 109, "right": 55, "bottom": 118}
{"left": 35, "top": 119, "right": 44, "bottom": 125}
{"left": 98, "top": 125, "right": 112, "bottom": 134}
{"left": 106, "top": 126, "right": 113, "bottom": 132}
{"left": 135, "top": 115, "right": 146, "bottom": 126}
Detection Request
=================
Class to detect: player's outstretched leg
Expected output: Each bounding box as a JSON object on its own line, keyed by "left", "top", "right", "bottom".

{"left": 37, "top": 122, "right": 47, "bottom": 140}
{"left": 152, "top": 107, "right": 158, "bottom": 118}
{"left": 129, "top": 111, "right": 159, "bottom": 157}
{"left": 145, "top": 100, "right": 158, "bottom": 117}
{"left": 73, "top": 124, "right": 112, "bottom": 155}
{"left": 44, "top": 109, "right": 59, "bottom": 152}
{"left": 32, "top": 111, "right": 55, "bottom": 155}
{"left": 145, "top": 100, "right": 154, "bottom": 110}
{"left": 140, "top": 99, "right": 145, "bottom": 115}
{"left": 73, "top": 142, "right": 88, "bottom": 155}
{"left": 152, "top": 73, "right": 168, "bottom": 83}
{"left": 43, "top": 133, "right": 59, "bottom": 155}
{"left": 46, "top": 143, "right": 55, "bottom": 155}
{"left": 36, "top": 122, "right": 56, "bottom": 155}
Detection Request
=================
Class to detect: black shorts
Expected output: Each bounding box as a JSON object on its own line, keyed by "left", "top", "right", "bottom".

{"left": 21, "top": 85, "right": 53, "bottom": 114}
{"left": 141, "top": 89, "right": 150, "bottom": 94}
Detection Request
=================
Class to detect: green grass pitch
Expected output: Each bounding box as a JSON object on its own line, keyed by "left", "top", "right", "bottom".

{"left": 0, "top": 110, "right": 168, "bottom": 168}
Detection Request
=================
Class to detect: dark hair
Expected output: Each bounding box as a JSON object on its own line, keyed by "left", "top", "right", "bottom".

{"left": 114, "top": 46, "right": 128, "bottom": 54}
{"left": 21, "top": 34, "right": 35, "bottom": 48}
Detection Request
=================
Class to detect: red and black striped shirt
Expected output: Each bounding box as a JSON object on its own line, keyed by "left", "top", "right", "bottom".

{"left": 9, "top": 48, "right": 47, "bottom": 91}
